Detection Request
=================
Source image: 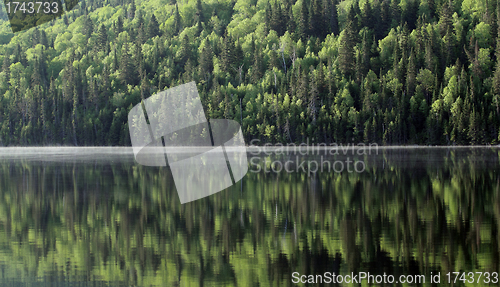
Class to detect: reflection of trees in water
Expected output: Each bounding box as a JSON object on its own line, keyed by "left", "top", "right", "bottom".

{"left": 0, "top": 148, "right": 498, "bottom": 285}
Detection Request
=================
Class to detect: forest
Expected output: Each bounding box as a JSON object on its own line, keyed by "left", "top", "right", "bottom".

{"left": 0, "top": 0, "right": 499, "bottom": 145}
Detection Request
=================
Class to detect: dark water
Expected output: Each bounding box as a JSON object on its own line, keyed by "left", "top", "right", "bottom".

{"left": 0, "top": 147, "right": 499, "bottom": 286}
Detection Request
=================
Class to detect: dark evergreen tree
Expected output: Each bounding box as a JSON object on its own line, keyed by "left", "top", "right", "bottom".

{"left": 298, "top": 0, "right": 309, "bottom": 40}
{"left": 137, "top": 23, "right": 146, "bottom": 45}
{"left": 362, "top": 0, "right": 374, "bottom": 30}
{"left": 40, "top": 30, "right": 49, "bottom": 48}
{"left": 116, "top": 17, "right": 123, "bottom": 34}
{"left": 330, "top": 0, "right": 339, "bottom": 35}
{"left": 178, "top": 34, "right": 191, "bottom": 67}
{"left": 360, "top": 31, "right": 370, "bottom": 76}
{"left": 286, "top": 5, "right": 296, "bottom": 35}
{"left": 438, "top": 0, "right": 453, "bottom": 37}
{"left": 378, "top": 0, "right": 391, "bottom": 39}
{"left": 220, "top": 33, "right": 235, "bottom": 74}
{"left": 496, "top": 0, "right": 500, "bottom": 60}
{"left": 338, "top": 20, "right": 356, "bottom": 78}
{"left": 119, "top": 43, "right": 136, "bottom": 86}
{"left": 172, "top": 4, "right": 181, "bottom": 35}
{"left": 200, "top": 41, "right": 214, "bottom": 76}
{"left": 308, "top": 67, "right": 319, "bottom": 123}
{"left": 406, "top": 49, "right": 417, "bottom": 97}
{"left": 2, "top": 56, "right": 9, "bottom": 84}
{"left": 196, "top": 0, "right": 204, "bottom": 23}
{"left": 147, "top": 14, "right": 160, "bottom": 39}
{"left": 252, "top": 46, "right": 264, "bottom": 84}
{"left": 389, "top": 0, "right": 401, "bottom": 27}
{"left": 97, "top": 24, "right": 108, "bottom": 52}
{"left": 272, "top": 2, "right": 286, "bottom": 36}
{"left": 347, "top": 3, "right": 359, "bottom": 34}
{"left": 308, "top": 0, "right": 321, "bottom": 37}
{"left": 82, "top": 15, "right": 94, "bottom": 38}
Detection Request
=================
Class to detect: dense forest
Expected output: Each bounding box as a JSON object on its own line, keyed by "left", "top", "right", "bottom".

{"left": 0, "top": 0, "right": 499, "bottom": 146}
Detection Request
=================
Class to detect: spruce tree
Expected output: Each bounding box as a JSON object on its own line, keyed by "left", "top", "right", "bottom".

{"left": 438, "top": 0, "right": 453, "bottom": 37}
{"left": 2, "top": 56, "right": 9, "bottom": 84}
{"left": 97, "top": 24, "right": 107, "bottom": 52}
{"left": 196, "top": 0, "right": 204, "bottom": 23}
{"left": 338, "top": 20, "right": 356, "bottom": 78}
{"left": 200, "top": 41, "right": 214, "bottom": 75}
{"left": 220, "top": 33, "right": 235, "bottom": 74}
{"left": 362, "top": 0, "right": 373, "bottom": 30}
{"left": 82, "top": 16, "right": 94, "bottom": 38}
{"left": 287, "top": 6, "right": 296, "bottom": 35}
{"left": 298, "top": 0, "right": 309, "bottom": 40}
{"left": 252, "top": 46, "right": 264, "bottom": 83}
{"left": 320, "top": 0, "right": 331, "bottom": 36}
{"left": 308, "top": 0, "right": 321, "bottom": 37}
{"left": 116, "top": 17, "right": 123, "bottom": 34}
{"left": 173, "top": 4, "right": 181, "bottom": 35}
{"left": 360, "top": 31, "right": 370, "bottom": 77}
{"left": 147, "top": 14, "right": 160, "bottom": 39}
{"left": 119, "top": 43, "right": 136, "bottom": 86}
{"left": 179, "top": 34, "right": 191, "bottom": 66}
{"left": 330, "top": 0, "right": 339, "bottom": 36}
{"left": 308, "top": 68, "right": 319, "bottom": 123}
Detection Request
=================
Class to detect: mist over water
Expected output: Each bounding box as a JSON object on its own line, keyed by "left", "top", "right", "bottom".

{"left": 0, "top": 147, "right": 498, "bottom": 286}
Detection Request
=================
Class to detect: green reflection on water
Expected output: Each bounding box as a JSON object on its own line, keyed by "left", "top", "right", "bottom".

{"left": 0, "top": 148, "right": 498, "bottom": 286}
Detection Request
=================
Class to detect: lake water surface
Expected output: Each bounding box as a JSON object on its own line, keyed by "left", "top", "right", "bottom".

{"left": 0, "top": 147, "right": 499, "bottom": 286}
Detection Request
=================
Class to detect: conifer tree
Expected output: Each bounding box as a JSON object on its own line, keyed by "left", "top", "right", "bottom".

{"left": 438, "top": 0, "right": 453, "bottom": 36}
{"left": 297, "top": 69, "right": 308, "bottom": 102}
{"left": 179, "top": 34, "right": 191, "bottom": 67}
{"left": 287, "top": 5, "right": 296, "bottom": 34}
{"left": 196, "top": 0, "right": 204, "bottom": 23}
{"left": 173, "top": 4, "right": 181, "bottom": 35}
{"left": 362, "top": 0, "right": 373, "bottom": 29}
{"left": 220, "top": 33, "right": 235, "bottom": 74}
{"left": 119, "top": 43, "right": 136, "bottom": 86}
{"left": 2, "top": 56, "right": 9, "bottom": 84}
{"left": 308, "top": 0, "right": 321, "bottom": 37}
{"left": 360, "top": 31, "right": 370, "bottom": 76}
{"left": 147, "top": 14, "right": 160, "bottom": 39}
{"left": 320, "top": 0, "right": 331, "bottom": 36}
{"left": 496, "top": 0, "right": 500, "bottom": 60}
{"left": 137, "top": 23, "right": 146, "bottom": 46}
{"left": 406, "top": 49, "right": 417, "bottom": 97}
{"left": 308, "top": 68, "right": 319, "bottom": 123}
{"left": 82, "top": 15, "right": 94, "bottom": 38}
{"left": 252, "top": 46, "right": 264, "bottom": 84}
{"left": 200, "top": 41, "right": 214, "bottom": 76}
{"left": 330, "top": 0, "right": 339, "bottom": 35}
{"left": 298, "top": 0, "right": 309, "bottom": 40}
{"left": 116, "top": 17, "right": 123, "bottom": 34}
{"left": 97, "top": 24, "right": 107, "bottom": 52}
{"left": 338, "top": 20, "right": 356, "bottom": 78}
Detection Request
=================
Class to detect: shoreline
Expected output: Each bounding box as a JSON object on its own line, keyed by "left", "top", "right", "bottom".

{"left": 0, "top": 145, "right": 497, "bottom": 155}
{"left": 0, "top": 145, "right": 498, "bottom": 149}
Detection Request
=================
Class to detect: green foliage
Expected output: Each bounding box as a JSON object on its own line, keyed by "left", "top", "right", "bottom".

{"left": 474, "top": 22, "right": 491, "bottom": 48}
{"left": 0, "top": 0, "right": 498, "bottom": 146}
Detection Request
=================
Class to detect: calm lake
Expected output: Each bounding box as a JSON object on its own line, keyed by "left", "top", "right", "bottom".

{"left": 0, "top": 147, "right": 499, "bottom": 286}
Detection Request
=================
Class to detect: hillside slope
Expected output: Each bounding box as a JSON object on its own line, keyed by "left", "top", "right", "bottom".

{"left": 0, "top": 0, "right": 499, "bottom": 145}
